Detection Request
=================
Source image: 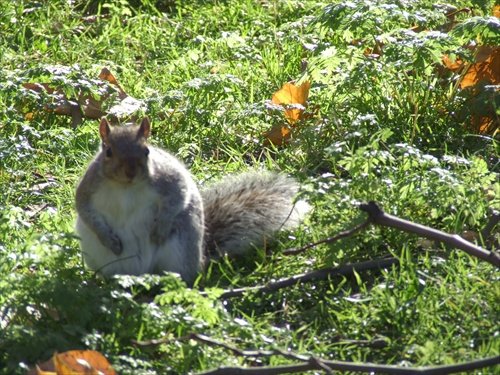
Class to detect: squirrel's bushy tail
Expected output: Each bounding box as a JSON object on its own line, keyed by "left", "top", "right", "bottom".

{"left": 201, "top": 171, "right": 310, "bottom": 257}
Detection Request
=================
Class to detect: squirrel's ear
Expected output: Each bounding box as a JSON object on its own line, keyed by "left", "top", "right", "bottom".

{"left": 99, "top": 118, "right": 111, "bottom": 142}
{"left": 139, "top": 116, "right": 151, "bottom": 139}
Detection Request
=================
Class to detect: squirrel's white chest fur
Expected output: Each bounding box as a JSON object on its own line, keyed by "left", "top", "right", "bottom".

{"left": 77, "top": 180, "right": 162, "bottom": 276}
{"left": 94, "top": 179, "right": 159, "bottom": 227}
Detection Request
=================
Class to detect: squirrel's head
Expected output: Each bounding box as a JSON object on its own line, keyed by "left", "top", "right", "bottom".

{"left": 99, "top": 117, "right": 151, "bottom": 185}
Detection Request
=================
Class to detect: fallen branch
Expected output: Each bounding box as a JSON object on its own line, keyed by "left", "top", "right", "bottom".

{"left": 149, "top": 333, "right": 500, "bottom": 375}
{"left": 198, "top": 362, "right": 325, "bottom": 375}
{"left": 481, "top": 211, "right": 500, "bottom": 239}
{"left": 360, "top": 201, "right": 500, "bottom": 267}
{"left": 134, "top": 333, "right": 308, "bottom": 362}
{"left": 134, "top": 333, "right": 500, "bottom": 374}
{"left": 282, "top": 217, "right": 373, "bottom": 256}
{"left": 134, "top": 204, "right": 500, "bottom": 375}
{"left": 161, "top": 334, "right": 500, "bottom": 375}
{"left": 201, "top": 257, "right": 398, "bottom": 299}
{"left": 195, "top": 355, "right": 500, "bottom": 375}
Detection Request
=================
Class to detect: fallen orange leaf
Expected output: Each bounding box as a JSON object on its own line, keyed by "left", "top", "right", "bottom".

{"left": 443, "top": 46, "right": 500, "bottom": 134}
{"left": 21, "top": 67, "right": 143, "bottom": 127}
{"left": 264, "top": 80, "right": 312, "bottom": 145}
{"left": 459, "top": 47, "right": 500, "bottom": 87}
{"left": 493, "top": 5, "right": 500, "bottom": 18}
{"left": 271, "top": 81, "right": 310, "bottom": 125}
{"left": 53, "top": 353, "right": 83, "bottom": 375}
{"left": 262, "top": 124, "right": 294, "bottom": 145}
{"left": 98, "top": 67, "right": 125, "bottom": 95}
{"left": 34, "top": 365, "right": 55, "bottom": 375}
{"left": 28, "top": 350, "right": 116, "bottom": 375}
{"left": 358, "top": 6, "right": 499, "bottom": 136}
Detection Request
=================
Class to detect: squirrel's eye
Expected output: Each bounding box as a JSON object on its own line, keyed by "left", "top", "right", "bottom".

{"left": 105, "top": 147, "right": 113, "bottom": 158}
{"left": 144, "top": 147, "right": 150, "bottom": 157}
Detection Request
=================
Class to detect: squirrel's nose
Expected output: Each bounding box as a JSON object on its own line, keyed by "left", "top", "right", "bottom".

{"left": 123, "top": 162, "right": 138, "bottom": 181}
{"left": 125, "top": 169, "right": 136, "bottom": 180}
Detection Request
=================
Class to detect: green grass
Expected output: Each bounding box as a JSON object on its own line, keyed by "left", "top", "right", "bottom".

{"left": 0, "top": 0, "right": 499, "bottom": 374}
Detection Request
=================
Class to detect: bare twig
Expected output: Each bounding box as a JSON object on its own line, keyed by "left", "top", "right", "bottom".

{"left": 201, "top": 257, "right": 398, "bottom": 299}
{"left": 136, "top": 333, "right": 500, "bottom": 374}
{"left": 176, "top": 334, "right": 499, "bottom": 375}
{"left": 282, "top": 217, "right": 373, "bottom": 256}
{"left": 481, "top": 211, "right": 500, "bottom": 239}
{"left": 197, "top": 363, "right": 321, "bottom": 375}
{"left": 360, "top": 201, "right": 500, "bottom": 267}
{"left": 136, "top": 203, "right": 499, "bottom": 375}
{"left": 134, "top": 333, "right": 309, "bottom": 362}
{"left": 337, "top": 338, "right": 389, "bottom": 349}
{"left": 309, "top": 356, "right": 333, "bottom": 375}
{"left": 196, "top": 356, "right": 500, "bottom": 375}
{"left": 133, "top": 333, "right": 275, "bottom": 357}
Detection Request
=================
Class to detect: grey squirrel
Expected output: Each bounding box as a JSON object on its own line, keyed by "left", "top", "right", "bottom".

{"left": 75, "top": 117, "right": 310, "bottom": 285}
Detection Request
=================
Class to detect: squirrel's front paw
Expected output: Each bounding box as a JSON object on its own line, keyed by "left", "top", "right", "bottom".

{"left": 103, "top": 233, "right": 123, "bottom": 255}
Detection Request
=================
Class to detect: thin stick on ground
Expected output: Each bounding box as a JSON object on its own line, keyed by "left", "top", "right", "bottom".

{"left": 134, "top": 204, "right": 500, "bottom": 375}
{"left": 201, "top": 257, "right": 398, "bottom": 299}
{"left": 360, "top": 201, "right": 500, "bottom": 267}
{"left": 133, "top": 333, "right": 500, "bottom": 374}
{"left": 481, "top": 211, "right": 500, "bottom": 239}
{"left": 194, "top": 356, "right": 500, "bottom": 375}
{"left": 134, "top": 333, "right": 309, "bottom": 362}
{"left": 282, "top": 217, "right": 373, "bottom": 256}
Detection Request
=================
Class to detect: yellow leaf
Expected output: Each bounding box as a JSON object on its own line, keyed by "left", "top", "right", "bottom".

{"left": 493, "top": 5, "right": 500, "bottom": 18}
{"left": 444, "top": 47, "right": 500, "bottom": 134}
{"left": 98, "top": 67, "right": 126, "bottom": 96}
{"left": 271, "top": 81, "right": 310, "bottom": 107}
{"left": 27, "top": 351, "right": 115, "bottom": 375}
{"left": 20, "top": 67, "right": 142, "bottom": 126}
{"left": 56, "top": 350, "right": 115, "bottom": 375}
{"left": 35, "top": 365, "right": 56, "bottom": 375}
{"left": 271, "top": 81, "right": 310, "bottom": 124}
{"left": 460, "top": 47, "right": 500, "bottom": 88}
{"left": 262, "top": 124, "right": 294, "bottom": 145}
{"left": 264, "top": 81, "right": 311, "bottom": 145}
{"left": 54, "top": 353, "right": 82, "bottom": 375}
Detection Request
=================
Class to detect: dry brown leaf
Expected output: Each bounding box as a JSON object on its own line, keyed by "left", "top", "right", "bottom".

{"left": 27, "top": 358, "right": 53, "bottom": 374}
{"left": 35, "top": 365, "right": 56, "bottom": 375}
{"left": 263, "top": 81, "right": 312, "bottom": 145}
{"left": 271, "top": 81, "right": 310, "bottom": 125}
{"left": 443, "top": 46, "right": 500, "bottom": 85}
{"left": 21, "top": 81, "right": 106, "bottom": 126}
{"left": 459, "top": 47, "right": 500, "bottom": 87}
{"left": 493, "top": 5, "right": 500, "bottom": 18}
{"left": 262, "top": 124, "right": 294, "bottom": 145}
{"left": 27, "top": 350, "right": 115, "bottom": 375}
{"left": 56, "top": 351, "right": 115, "bottom": 375}
{"left": 21, "top": 67, "right": 143, "bottom": 127}
{"left": 462, "top": 47, "right": 500, "bottom": 134}
{"left": 98, "top": 67, "right": 125, "bottom": 94}
{"left": 359, "top": 6, "right": 499, "bottom": 136}
{"left": 53, "top": 353, "right": 83, "bottom": 375}
{"left": 444, "top": 46, "right": 500, "bottom": 134}
{"left": 436, "top": 6, "right": 500, "bottom": 134}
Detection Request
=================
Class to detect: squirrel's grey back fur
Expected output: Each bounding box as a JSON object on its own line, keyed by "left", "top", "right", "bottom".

{"left": 202, "top": 171, "right": 310, "bottom": 256}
